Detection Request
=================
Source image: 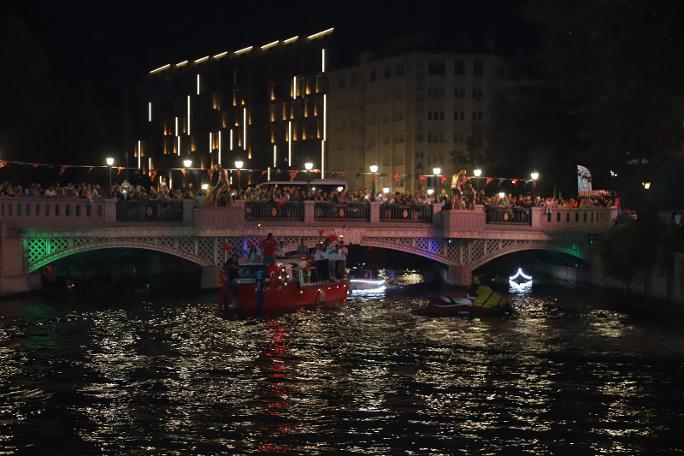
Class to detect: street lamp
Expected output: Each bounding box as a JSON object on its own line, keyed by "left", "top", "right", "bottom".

{"left": 105, "top": 157, "right": 114, "bottom": 197}
{"left": 183, "top": 159, "right": 192, "bottom": 168}
{"left": 642, "top": 181, "right": 651, "bottom": 190}
{"left": 304, "top": 161, "right": 314, "bottom": 192}
{"left": 234, "top": 160, "right": 244, "bottom": 193}
{"left": 473, "top": 168, "right": 482, "bottom": 200}
{"left": 369, "top": 164, "right": 378, "bottom": 198}
{"left": 382, "top": 187, "right": 390, "bottom": 194}
{"left": 432, "top": 167, "right": 442, "bottom": 195}
{"left": 530, "top": 171, "right": 539, "bottom": 202}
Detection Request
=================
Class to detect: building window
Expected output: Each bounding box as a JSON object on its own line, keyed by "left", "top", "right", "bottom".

{"left": 454, "top": 111, "right": 465, "bottom": 121}
{"left": 472, "top": 111, "right": 484, "bottom": 121}
{"left": 454, "top": 60, "right": 465, "bottom": 75}
{"left": 369, "top": 68, "right": 377, "bottom": 81}
{"left": 395, "top": 62, "right": 405, "bottom": 77}
{"left": 473, "top": 60, "right": 483, "bottom": 76}
{"left": 472, "top": 88, "right": 484, "bottom": 99}
{"left": 394, "top": 112, "right": 404, "bottom": 121}
{"left": 427, "top": 88, "right": 445, "bottom": 98}
{"left": 454, "top": 88, "right": 465, "bottom": 98}
{"left": 427, "top": 60, "right": 445, "bottom": 75}
{"left": 384, "top": 64, "right": 391, "bottom": 79}
{"left": 395, "top": 133, "right": 405, "bottom": 143}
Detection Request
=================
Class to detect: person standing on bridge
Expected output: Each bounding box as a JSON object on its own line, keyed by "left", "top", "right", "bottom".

{"left": 261, "top": 233, "right": 277, "bottom": 266}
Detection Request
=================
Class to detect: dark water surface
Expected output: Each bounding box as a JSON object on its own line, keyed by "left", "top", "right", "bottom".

{"left": 1, "top": 272, "right": 684, "bottom": 454}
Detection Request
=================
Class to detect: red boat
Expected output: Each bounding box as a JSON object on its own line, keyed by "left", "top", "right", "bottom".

{"left": 219, "top": 258, "right": 349, "bottom": 315}
{"left": 414, "top": 296, "right": 512, "bottom": 317}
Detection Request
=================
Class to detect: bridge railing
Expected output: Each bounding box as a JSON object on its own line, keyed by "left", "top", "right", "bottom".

{"left": 532, "top": 207, "right": 618, "bottom": 232}
{"left": 116, "top": 200, "right": 184, "bottom": 222}
{"left": 380, "top": 204, "right": 433, "bottom": 223}
{"left": 485, "top": 206, "right": 532, "bottom": 225}
{"left": 0, "top": 197, "right": 115, "bottom": 227}
{"left": 314, "top": 203, "right": 370, "bottom": 221}
{"left": 244, "top": 201, "right": 304, "bottom": 221}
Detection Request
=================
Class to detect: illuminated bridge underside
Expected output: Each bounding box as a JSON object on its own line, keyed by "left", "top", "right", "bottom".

{"left": 23, "top": 228, "right": 588, "bottom": 273}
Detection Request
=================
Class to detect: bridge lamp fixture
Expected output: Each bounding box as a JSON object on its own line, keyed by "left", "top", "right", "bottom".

{"left": 336, "top": 186, "right": 344, "bottom": 192}
{"left": 610, "top": 170, "right": 618, "bottom": 177}
{"left": 498, "top": 191, "right": 506, "bottom": 199}
{"left": 369, "top": 164, "right": 378, "bottom": 173}
{"left": 304, "top": 161, "right": 314, "bottom": 171}
{"left": 382, "top": 187, "right": 390, "bottom": 194}
{"left": 105, "top": 157, "right": 115, "bottom": 198}
{"left": 530, "top": 171, "right": 540, "bottom": 181}
{"left": 106, "top": 157, "right": 115, "bottom": 166}
{"left": 235, "top": 160, "right": 244, "bottom": 170}
{"left": 183, "top": 159, "right": 192, "bottom": 168}
{"left": 509, "top": 267, "right": 533, "bottom": 291}
{"left": 201, "top": 183, "right": 209, "bottom": 191}
{"left": 427, "top": 188, "right": 435, "bottom": 196}
{"left": 473, "top": 168, "right": 482, "bottom": 177}
{"left": 432, "top": 167, "right": 441, "bottom": 176}
{"left": 642, "top": 181, "right": 651, "bottom": 190}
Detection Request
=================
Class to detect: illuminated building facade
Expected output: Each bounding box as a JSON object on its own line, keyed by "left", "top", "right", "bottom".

{"left": 327, "top": 53, "right": 508, "bottom": 192}
{"left": 130, "top": 28, "right": 333, "bottom": 186}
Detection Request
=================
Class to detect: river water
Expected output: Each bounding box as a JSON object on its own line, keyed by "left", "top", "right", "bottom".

{"left": 1, "top": 270, "right": 683, "bottom": 454}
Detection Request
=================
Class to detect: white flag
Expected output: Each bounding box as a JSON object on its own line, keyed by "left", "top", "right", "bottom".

{"left": 577, "top": 165, "right": 592, "bottom": 193}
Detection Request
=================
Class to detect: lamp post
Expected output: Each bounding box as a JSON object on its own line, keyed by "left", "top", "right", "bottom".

{"left": 183, "top": 159, "right": 192, "bottom": 190}
{"left": 234, "top": 160, "right": 244, "bottom": 193}
{"left": 305, "top": 161, "right": 314, "bottom": 192}
{"left": 473, "top": 168, "right": 482, "bottom": 194}
{"left": 105, "top": 157, "right": 114, "bottom": 197}
{"left": 369, "top": 164, "right": 378, "bottom": 199}
{"left": 432, "top": 167, "right": 441, "bottom": 195}
{"left": 530, "top": 171, "right": 539, "bottom": 202}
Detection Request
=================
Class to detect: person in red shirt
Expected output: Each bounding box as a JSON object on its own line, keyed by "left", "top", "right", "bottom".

{"left": 261, "top": 233, "right": 277, "bottom": 266}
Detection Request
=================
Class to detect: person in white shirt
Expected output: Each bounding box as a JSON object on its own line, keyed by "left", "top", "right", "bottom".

{"left": 325, "top": 241, "right": 337, "bottom": 280}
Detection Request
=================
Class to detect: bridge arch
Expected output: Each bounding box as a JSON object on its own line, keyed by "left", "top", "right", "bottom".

{"left": 27, "top": 241, "right": 213, "bottom": 273}
{"left": 469, "top": 242, "right": 587, "bottom": 271}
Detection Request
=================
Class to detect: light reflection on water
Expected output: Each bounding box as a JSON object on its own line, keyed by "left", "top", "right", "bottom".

{"left": 0, "top": 270, "right": 683, "bottom": 454}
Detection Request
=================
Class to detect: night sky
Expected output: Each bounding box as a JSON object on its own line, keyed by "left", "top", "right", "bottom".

{"left": 7, "top": 0, "right": 534, "bottom": 108}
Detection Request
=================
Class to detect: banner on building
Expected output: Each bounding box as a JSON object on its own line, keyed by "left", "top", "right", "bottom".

{"left": 577, "top": 165, "right": 592, "bottom": 193}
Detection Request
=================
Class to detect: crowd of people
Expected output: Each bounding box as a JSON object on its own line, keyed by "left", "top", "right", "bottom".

{"left": 0, "top": 178, "right": 617, "bottom": 210}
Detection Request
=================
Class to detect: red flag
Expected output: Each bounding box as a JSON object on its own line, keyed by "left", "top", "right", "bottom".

{"left": 0, "top": 161, "right": 7, "bottom": 169}
{"left": 289, "top": 170, "right": 298, "bottom": 181}
{"left": 486, "top": 177, "right": 494, "bottom": 186}
{"left": 394, "top": 173, "right": 400, "bottom": 184}
{"left": 32, "top": 163, "right": 40, "bottom": 168}
{"left": 117, "top": 166, "right": 125, "bottom": 175}
{"left": 150, "top": 168, "right": 158, "bottom": 183}
{"left": 419, "top": 175, "right": 427, "bottom": 184}
{"left": 327, "top": 234, "right": 337, "bottom": 242}
{"left": 59, "top": 165, "right": 68, "bottom": 176}
{"left": 223, "top": 242, "right": 232, "bottom": 250}
{"left": 440, "top": 175, "right": 448, "bottom": 184}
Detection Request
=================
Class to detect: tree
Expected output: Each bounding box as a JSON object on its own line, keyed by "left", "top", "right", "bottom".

{"left": 524, "top": 0, "right": 684, "bottom": 184}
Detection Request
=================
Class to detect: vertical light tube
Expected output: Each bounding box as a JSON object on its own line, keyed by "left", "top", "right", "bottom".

{"left": 187, "top": 95, "right": 191, "bottom": 134}
{"left": 292, "top": 76, "right": 297, "bottom": 99}
{"left": 323, "top": 94, "right": 327, "bottom": 140}
{"left": 148, "top": 157, "right": 152, "bottom": 172}
{"left": 273, "top": 144, "right": 277, "bottom": 167}
{"left": 175, "top": 116, "right": 179, "bottom": 136}
{"left": 218, "top": 131, "right": 222, "bottom": 165}
{"left": 288, "top": 121, "right": 292, "bottom": 165}
{"left": 148, "top": 102, "right": 152, "bottom": 122}
{"left": 243, "top": 108, "right": 247, "bottom": 150}
{"left": 196, "top": 74, "right": 200, "bottom": 95}
{"left": 230, "top": 129, "right": 234, "bottom": 150}
{"left": 169, "top": 172, "right": 173, "bottom": 189}
{"left": 267, "top": 166, "right": 271, "bottom": 181}
{"left": 177, "top": 136, "right": 181, "bottom": 156}
{"left": 209, "top": 132, "right": 213, "bottom": 152}
{"left": 321, "top": 141, "right": 325, "bottom": 179}
{"left": 137, "top": 140, "right": 142, "bottom": 169}
{"left": 321, "top": 48, "right": 326, "bottom": 72}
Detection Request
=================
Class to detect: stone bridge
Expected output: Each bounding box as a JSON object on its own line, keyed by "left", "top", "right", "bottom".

{"left": 0, "top": 197, "right": 618, "bottom": 294}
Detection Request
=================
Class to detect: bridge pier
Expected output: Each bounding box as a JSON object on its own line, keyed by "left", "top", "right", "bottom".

{"left": 0, "top": 223, "right": 29, "bottom": 296}
{"left": 446, "top": 265, "right": 472, "bottom": 287}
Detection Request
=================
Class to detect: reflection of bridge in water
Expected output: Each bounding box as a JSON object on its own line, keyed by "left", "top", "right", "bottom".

{"left": 0, "top": 197, "right": 618, "bottom": 294}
